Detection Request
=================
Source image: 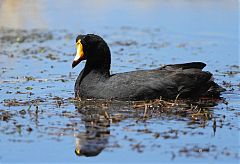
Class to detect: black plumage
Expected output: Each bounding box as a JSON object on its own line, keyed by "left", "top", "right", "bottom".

{"left": 72, "top": 34, "right": 224, "bottom": 101}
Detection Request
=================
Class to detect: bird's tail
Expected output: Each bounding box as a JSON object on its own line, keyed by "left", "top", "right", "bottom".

{"left": 202, "top": 81, "right": 226, "bottom": 98}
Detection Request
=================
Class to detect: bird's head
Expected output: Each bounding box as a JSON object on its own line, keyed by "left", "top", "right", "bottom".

{"left": 72, "top": 34, "right": 111, "bottom": 70}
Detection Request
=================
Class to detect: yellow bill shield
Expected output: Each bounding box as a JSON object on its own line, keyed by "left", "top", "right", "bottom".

{"left": 72, "top": 39, "right": 85, "bottom": 68}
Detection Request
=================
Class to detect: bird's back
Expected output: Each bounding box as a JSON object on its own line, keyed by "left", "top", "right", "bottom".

{"left": 75, "top": 62, "right": 223, "bottom": 100}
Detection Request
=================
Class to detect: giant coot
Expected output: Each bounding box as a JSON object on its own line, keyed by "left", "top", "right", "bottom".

{"left": 72, "top": 34, "right": 224, "bottom": 101}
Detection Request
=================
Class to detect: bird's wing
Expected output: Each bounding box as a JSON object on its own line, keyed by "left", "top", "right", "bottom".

{"left": 105, "top": 67, "right": 212, "bottom": 100}
{"left": 158, "top": 62, "right": 206, "bottom": 70}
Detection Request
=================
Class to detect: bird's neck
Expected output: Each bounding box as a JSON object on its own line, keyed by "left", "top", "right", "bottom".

{"left": 84, "top": 66, "right": 110, "bottom": 78}
{"left": 78, "top": 61, "right": 110, "bottom": 85}
{"left": 85, "top": 60, "right": 111, "bottom": 76}
{"left": 84, "top": 50, "right": 111, "bottom": 77}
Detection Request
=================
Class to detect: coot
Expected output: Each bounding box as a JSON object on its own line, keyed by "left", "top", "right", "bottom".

{"left": 72, "top": 34, "right": 224, "bottom": 100}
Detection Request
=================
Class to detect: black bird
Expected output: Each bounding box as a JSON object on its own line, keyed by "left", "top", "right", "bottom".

{"left": 72, "top": 34, "right": 224, "bottom": 101}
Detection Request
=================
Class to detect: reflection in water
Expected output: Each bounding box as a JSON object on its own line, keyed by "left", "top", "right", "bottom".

{"left": 74, "top": 108, "right": 110, "bottom": 157}
{"left": 72, "top": 100, "right": 135, "bottom": 157}
{"left": 72, "top": 99, "right": 220, "bottom": 157}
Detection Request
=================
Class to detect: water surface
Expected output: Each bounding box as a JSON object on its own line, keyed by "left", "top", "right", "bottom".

{"left": 0, "top": 0, "right": 239, "bottom": 163}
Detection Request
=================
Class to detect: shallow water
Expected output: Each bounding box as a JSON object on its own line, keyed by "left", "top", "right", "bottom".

{"left": 0, "top": 0, "right": 239, "bottom": 163}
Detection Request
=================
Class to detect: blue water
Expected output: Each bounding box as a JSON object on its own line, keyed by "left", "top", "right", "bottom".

{"left": 0, "top": 0, "right": 239, "bottom": 163}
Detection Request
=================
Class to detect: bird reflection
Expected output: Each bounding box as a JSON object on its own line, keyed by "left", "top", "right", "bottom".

{"left": 74, "top": 105, "right": 111, "bottom": 157}
{"left": 72, "top": 98, "right": 221, "bottom": 157}
{"left": 72, "top": 100, "right": 132, "bottom": 157}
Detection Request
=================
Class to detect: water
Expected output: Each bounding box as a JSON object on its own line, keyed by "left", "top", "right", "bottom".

{"left": 0, "top": 0, "right": 239, "bottom": 163}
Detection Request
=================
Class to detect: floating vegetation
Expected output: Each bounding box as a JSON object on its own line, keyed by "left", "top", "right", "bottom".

{"left": 3, "top": 98, "right": 44, "bottom": 107}
{"left": 0, "top": 27, "right": 239, "bottom": 163}
{"left": 25, "top": 86, "right": 33, "bottom": 90}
